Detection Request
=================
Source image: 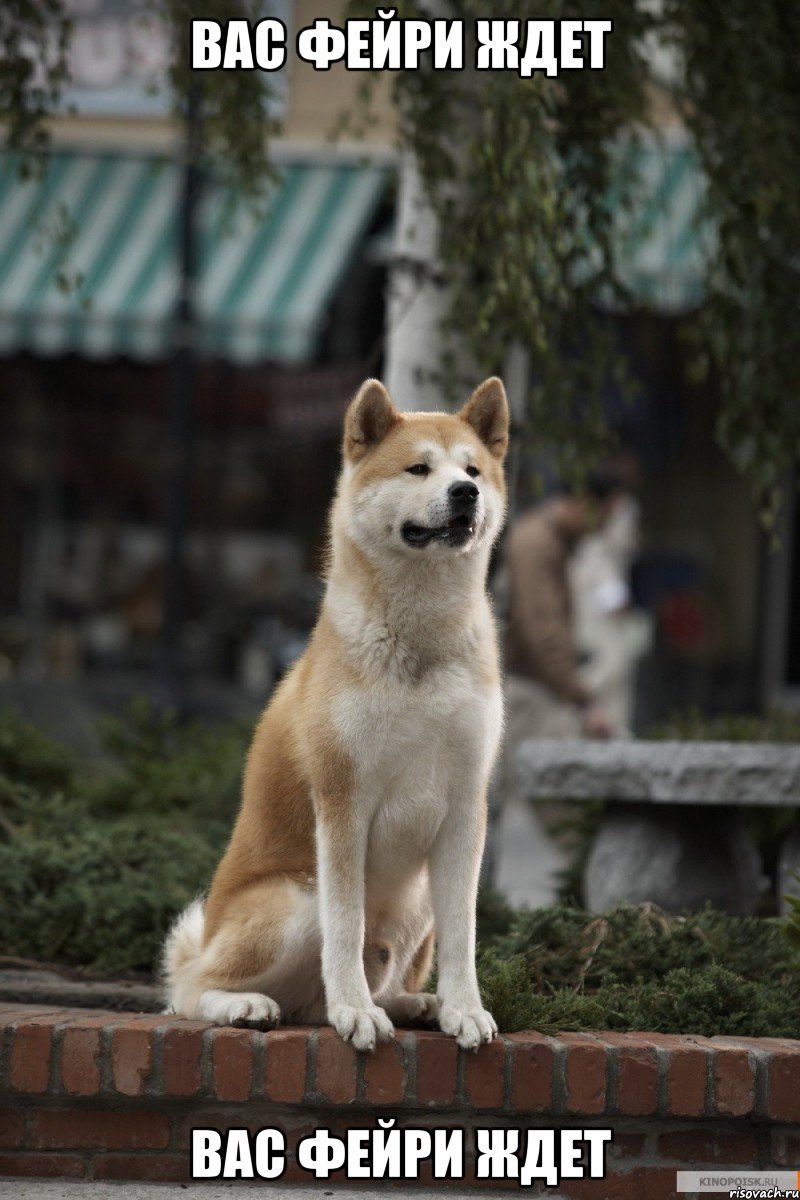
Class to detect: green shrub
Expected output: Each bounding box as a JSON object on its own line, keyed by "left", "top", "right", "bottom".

{"left": 493, "top": 903, "right": 795, "bottom": 989}
{"left": 2, "top": 705, "right": 800, "bottom": 1038}
{"left": 90, "top": 697, "right": 248, "bottom": 820}
{"left": 475, "top": 902, "right": 800, "bottom": 1037}
{"left": 0, "top": 701, "right": 245, "bottom": 975}
{"left": 0, "top": 811, "right": 226, "bottom": 974}
{"left": 0, "top": 708, "right": 74, "bottom": 791}
{"left": 648, "top": 707, "right": 800, "bottom": 743}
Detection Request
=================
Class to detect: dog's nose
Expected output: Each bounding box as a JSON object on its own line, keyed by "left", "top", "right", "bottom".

{"left": 448, "top": 480, "right": 479, "bottom": 508}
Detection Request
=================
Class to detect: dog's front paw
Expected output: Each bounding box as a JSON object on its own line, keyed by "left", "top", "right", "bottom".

{"left": 329, "top": 1003, "right": 394, "bottom": 1051}
{"left": 438, "top": 1002, "right": 497, "bottom": 1050}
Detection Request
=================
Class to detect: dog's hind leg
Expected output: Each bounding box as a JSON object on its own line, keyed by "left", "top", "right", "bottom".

{"left": 380, "top": 925, "right": 440, "bottom": 1026}
{"left": 198, "top": 988, "right": 281, "bottom": 1028}
{"left": 165, "top": 876, "right": 323, "bottom": 1027}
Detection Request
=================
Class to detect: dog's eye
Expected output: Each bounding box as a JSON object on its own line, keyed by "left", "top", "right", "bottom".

{"left": 406, "top": 463, "right": 430, "bottom": 476}
{"left": 466, "top": 465, "right": 480, "bottom": 478}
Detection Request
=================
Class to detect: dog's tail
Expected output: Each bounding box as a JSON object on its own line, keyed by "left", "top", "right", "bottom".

{"left": 161, "top": 898, "right": 205, "bottom": 1014}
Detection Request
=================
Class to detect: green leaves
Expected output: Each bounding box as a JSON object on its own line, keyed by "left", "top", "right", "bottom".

{"left": 476, "top": 897, "right": 800, "bottom": 1036}
{"left": 0, "top": 0, "right": 71, "bottom": 163}
{"left": 0, "top": 702, "right": 248, "bottom": 975}
{"left": 367, "top": 0, "right": 655, "bottom": 479}
{"left": 165, "top": 0, "right": 280, "bottom": 199}
{"left": 661, "top": 0, "right": 800, "bottom": 523}
{"left": 784, "top": 874, "right": 800, "bottom": 953}
{"left": 346, "top": 0, "right": 799, "bottom": 512}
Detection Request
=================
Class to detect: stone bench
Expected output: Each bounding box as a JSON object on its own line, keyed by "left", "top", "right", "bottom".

{"left": 516, "top": 740, "right": 800, "bottom": 914}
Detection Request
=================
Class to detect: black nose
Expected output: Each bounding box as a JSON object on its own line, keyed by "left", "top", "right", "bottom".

{"left": 448, "top": 480, "right": 479, "bottom": 509}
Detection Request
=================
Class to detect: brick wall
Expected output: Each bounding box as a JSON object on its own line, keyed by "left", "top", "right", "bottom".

{"left": 1, "top": 1004, "right": 799, "bottom": 1195}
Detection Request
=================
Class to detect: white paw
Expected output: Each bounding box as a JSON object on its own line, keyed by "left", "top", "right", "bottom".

{"left": 438, "top": 1002, "right": 497, "bottom": 1050}
{"left": 385, "top": 992, "right": 440, "bottom": 1025}
{"left": 199, "top": 989, "right": 281, "bottom": 1028}
{"left": 329, "top": 1003, "right": 394, "bottom": 1052}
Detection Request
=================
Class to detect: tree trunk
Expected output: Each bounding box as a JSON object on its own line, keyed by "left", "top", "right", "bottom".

{"left": 383, "top": 150, "right": 451, "bottom": 412}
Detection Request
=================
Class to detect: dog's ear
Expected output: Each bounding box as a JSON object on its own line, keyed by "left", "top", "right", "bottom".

{"left": 344, "top": 379, "right": 400, "bottom": 462}
{"left": 459, "top": 377, "right": 509, "bottom": 460}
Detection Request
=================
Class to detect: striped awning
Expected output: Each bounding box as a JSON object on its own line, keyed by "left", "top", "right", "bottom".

{"left": 611, "top": 133, "right": 711, "bottom": 313}
{"left": 0, "top": 152, "right": 389, "bottom": 364}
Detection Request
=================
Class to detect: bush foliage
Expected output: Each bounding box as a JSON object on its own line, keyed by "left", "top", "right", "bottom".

{"left": 475, "top": 890, "right": 800, "bottom": 1037}
{"left": 0, "top": 702, "right": 247, "bottom": 974}
{"left": 2, "top": 705, "right": 799, "bottom": 1036}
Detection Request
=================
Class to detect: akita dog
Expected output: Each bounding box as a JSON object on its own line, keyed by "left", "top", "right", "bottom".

{"left": 163, "top": 376, "right": 509, "bottom": 1051}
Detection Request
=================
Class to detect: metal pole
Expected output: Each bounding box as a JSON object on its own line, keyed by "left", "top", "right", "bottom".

{"left": 160, "top": 82, "right": 202, "bottom": 713}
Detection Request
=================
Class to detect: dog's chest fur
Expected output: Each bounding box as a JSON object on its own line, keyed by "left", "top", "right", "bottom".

{"left": 329, "top": 597, "right": 503, "bottom": 888}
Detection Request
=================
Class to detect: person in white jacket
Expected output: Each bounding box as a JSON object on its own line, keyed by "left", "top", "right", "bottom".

{"left": 570, "top": 492, "right": 652, "bottom": 734}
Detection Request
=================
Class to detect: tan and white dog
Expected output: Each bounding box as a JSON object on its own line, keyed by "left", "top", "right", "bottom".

{"left": 163, "top": 376, "right": 509, "bottom": 1051}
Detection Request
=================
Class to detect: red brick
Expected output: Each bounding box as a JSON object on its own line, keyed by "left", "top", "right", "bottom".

{"left": 658, "top": 1128, "right": 758, "bottom": 1165}
{"left": 712, "top": 1035, "right": 785, "bottom": 1052}
{"left": 0, "top": 1006, "right": 63, "bottom": 1024}
{"left": 641, "top": 1166, "right": 682, "bottom": 1200}
{"left": 211, "top": 1027, "right": 254, "bottom": 1102}
{"left": 94, "top": 1154, "right": 190, "bottom": 1182}
{"left": 176, "top": 1110, "right": 262, "bottom": 1152}
{"left": 667, "top": 1045, "right": 708, "bottom": 1117}
{"left": 111, "top": 1025, "right": 155, "bottom": 1096}
{"left": 264, "top": 1029, "right": 309, "bottom": 1103}
{"left": 314, "top": 1029, "right": 358, "bottom": 1104}
{"left": 0, "top": 1107, "right": 25, "bottom": 1148}
{"left": 712, "top": 1047, "right": 755, "bottom": 1117}
{"left": 743, "top": 1036, "right": 800, "bottom": 1054}
{"left": 508, "top": 1033, "right": 555, "bottom": 1113}
{"left": 162, "top": 1022, "right": 207, "bottom": 1097}
{"left": 464, "top": 1036, "right": 506, "bottom": 1110}
{"left": 534, "top": 1165, "right": 674, "bottom": 1200}
{"left": 607, "top": 1132, "right": 647, "bottom": 1162}
{"left": 60, "top": 1027, "right": 102, "bottom": 1097}
{"left": 415, "top": 1032, "right": 458, "bottom": 1106}
{"left": 0, "top": 1152, "right": 86, "bottom": 1178}
{"left": 634, "top": 1032, "right": 710, "bottom": 1118}
{"left": 555, "top": 1174, "right": 637, "bottom": 1200}
{"left": 282, "top": 1158, "right": 322, "bottom": 1186}
{"left": 31, "top": 1109, "right": 169, "bottom": 1151}
{"left": 556, "top": 1167, "right": 679, "bottom": 1200}
{"left": 562, "top": 1033, "right": 606, "bottom": 1115}
{"left": 395, "top": 1136, "right": 455, "bottom": 1188}
{"left": 10, "top": 1016, "right": 63, "bottom": 1093}
{"left": 771, "top": 1129, "right": 800, "bottom": 1166}
{"left": 363, "top": 1035, "right": 407, "bottom": 1104}
{"left": 277, "top": 1120, "right": 318, "bottom": 1156}
{"left": 602, "top": 1034, "right": 658, "bottom": 1116}
{"left": 769, "top": 1048, "right": 800, "bottom": 1122}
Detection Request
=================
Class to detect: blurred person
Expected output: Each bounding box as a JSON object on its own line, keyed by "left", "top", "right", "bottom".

{"left": 503, "top": 469, "right": 627, "bottom": 744}
{"left": 489, "top": 469, "right": 628, "bottom": 908}
{"left": 570, "top": 490, "right": 653, "bottom": 733}
{"left": 489, "top": 469, "right": 629, "bottom": 908}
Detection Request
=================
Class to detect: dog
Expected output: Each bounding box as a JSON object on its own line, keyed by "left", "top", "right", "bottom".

{"left": 163, "top": 376, "right": 509, "bottom": 1051}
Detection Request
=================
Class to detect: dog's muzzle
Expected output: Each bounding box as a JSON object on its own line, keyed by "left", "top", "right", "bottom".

{"left": 401, "top": 482, "right": 480, "bottom": 548}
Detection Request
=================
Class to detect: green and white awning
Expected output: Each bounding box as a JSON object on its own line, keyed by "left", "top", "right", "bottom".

{"left": 0, "top": 136, "right": 708, "bottom": 363}
{"left": 0, "top": 152, "right": 389, "bottom": 363}
{"left": 611, "top": 133, "right": 711, "bottom": 312}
